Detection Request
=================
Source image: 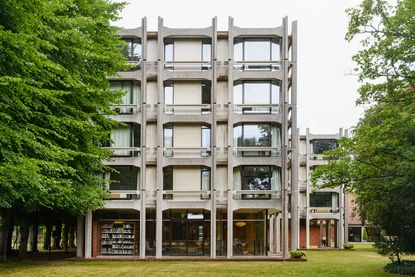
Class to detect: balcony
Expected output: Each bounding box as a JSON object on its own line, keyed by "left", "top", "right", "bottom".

{"left": 112, "top": 104, "right": 141, "bottom": 115}
{"left": 309, "top": 207, "right": 339, "bottom": 213}
{"left": 233, "top": 61, "right": 281, "bottom": 71}
{"left": 163, "top": 190, "right": 211, "bottom": 200}
{"left": 164, "top": 61, "right": 212, "bottom": 71}
{"left": 163, "top": 104, "right": 211, "bottom": 115}
{"left": 163, "top": 147, "right": 211, "bottom": 158}
{"left": 233, "top": 146, "right": 281, "bottom": 157}
{"left": 233, "top": 190, "right": 281, "bottom": 200}
{"left": 233, "top": 104, "right": 280, "bottom": 115}
{"left": 103, "top": 147, "right": 141, "bottom": 157}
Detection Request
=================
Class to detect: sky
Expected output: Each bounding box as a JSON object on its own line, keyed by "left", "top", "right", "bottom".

{"left": 113, "top": 0, "right": 365, "bottom": 134}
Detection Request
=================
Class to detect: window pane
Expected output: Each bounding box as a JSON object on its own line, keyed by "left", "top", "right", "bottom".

{"left": 132, "top": 42, "right": 142, "bottom": 61}
{"left": 243, "top": 124, "right": 270, "bottom": 147}
{"left": 241, "top": 166, "right": 271, "bottom": 199}
{"left": 201, "top": 168, "right": 211, "bottom": 191}
{"left": 163, "top": 167, "right": 173, "bottom": 190}
{"left": 165, "top": 44, "right": 174, "bottom": 62}
{"left": 164, "top": 85, "right": 173, "bottom": 105}
{"left": 244, "top": 41, "right": 270, "bottom": 61}
{"left": 271, "top": 41, "right": 280, "bottom": 61}
{"left": 244, "top": 83, "right": 270, "bottom": 104}
{"left": 234, "top": 42, "right": 243, "bottom": 61}
{"left": 110, "top": 166, "right": 138, "bottom": 191}
{"left": 201, "top": 83, "right": 211, "bottom": 104}
{"left": 202, "top": 44, "right": 211, "bottom": 61}
{"left": 312, "top": 139, "right": 338, "bottom": 154}
{"left": 164, "top": 128, "right": 173, "bottom": 147}
{"left": 202, "top": 127, "right": 211, "bottom": 148}
{"left": 233, "top": 83, "right": 243, "bottom": 104}
{"left": 271, "top": 83, "right": 280, "bottom": 104}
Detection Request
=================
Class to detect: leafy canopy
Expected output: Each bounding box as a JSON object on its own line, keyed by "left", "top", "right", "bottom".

{"left": 311, "top": 0, "right": 415, "bottom": 262}
{"left": 0, "top": 0, "right": 127, "bottom": 215}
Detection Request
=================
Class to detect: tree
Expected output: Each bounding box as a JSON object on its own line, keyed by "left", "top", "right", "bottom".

{"left": 311, "top": 0, "right": 415, "bottom": 264}
{"left": 0, "top": 0, "right": 127, "bottom": 259}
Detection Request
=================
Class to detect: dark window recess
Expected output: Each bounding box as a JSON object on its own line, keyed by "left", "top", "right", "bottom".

{"left": 311, "top": 139, "right": 338, "bottom": 154}
{"left": 163, "top": 167, "right": 173, "bottom": 199}
{"left": 241, "top": 166, "right": 271, "bottom": 199}
{"left": 110, "top": 166, "right": 139, "bottom": 191}
{"left": 201, "top": 82, "right": 211, "bottom": 104}
{"left": 309, "top": 192, "right": 338, "bottom": 207}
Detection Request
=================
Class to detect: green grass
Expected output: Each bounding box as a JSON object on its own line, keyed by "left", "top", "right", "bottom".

{"left": 0, "top": 247, "right": 401, "bottom": 276}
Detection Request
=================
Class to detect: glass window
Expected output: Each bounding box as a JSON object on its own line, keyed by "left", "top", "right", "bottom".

{"left": 244, "top": 40, "right": 270, "bottom": 61}
{"left": 164, "top": 126, "right": 173, "bottom": 148}
{"left": 312, "top": 139, "right": 338, "bottom": 154}
{"left": 201, "top": 167, "right": 211, "bottom": 199}
{"left": 241, "top": 166, "right": 271, "bottom": 199}
{"left": 201, "top": 82, "right": 211, "bottom": 104}
{"left": 309, "top": 192, "right": 339, "bottom": 207}
{"left": 165, "top": 43, "right": 174, "bottom": 62}
{"left": 201, "top": 126, "right": 211, "bottom": 148}
{"left": 122, "top": 38, "right": 141, "bottom": 62}
{"left": 244, "top": 83, "right": 270, "bottom": 104}
{"left": 234, "top": 38, "right": 281, "bottom": 61}
{"left": 164, "top": 84, "right": 173, "bottom": 105}
{"left": 110, "top": 166, "right": 139, "bottom": 191}
{"left": 202, "top": 43, "right": 211, "bottom": 62}
{"left": 163, "top": 167, "right": 173, "bottom": 191}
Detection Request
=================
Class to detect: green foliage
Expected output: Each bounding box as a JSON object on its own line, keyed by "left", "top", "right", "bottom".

{"left": 362, "top": 227, "right": 368, "bottom": 241}
{"left": 290, "top": 250, "right": 306, "bottom": 259}
{"left": 384, "top": 260, "right": 415, "bottom": 275}
{"left": 311, "top": 0, "right": 415, "bottom": 263}
{"left": 343, "top": 244, "right": 354, "bottom": 250}
{"left": 0, "top": 0, "right": 127, "bottom": 215}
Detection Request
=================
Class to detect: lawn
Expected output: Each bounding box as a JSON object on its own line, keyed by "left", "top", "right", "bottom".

{"left": 0, "top": 245, "right": 399, "bottom": 277}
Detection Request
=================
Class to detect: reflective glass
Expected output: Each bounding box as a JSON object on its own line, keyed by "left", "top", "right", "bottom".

{"left": 244, "top": 83, "right": 270, "bottom": 104}
{"left": 244, "top": 40, "right": 270, "bottom": 61}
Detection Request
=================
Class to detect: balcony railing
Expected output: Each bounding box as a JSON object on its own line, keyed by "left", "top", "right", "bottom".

{"left": 164, "top": 61, "right": 212, "bottom": 71}
{"left": 163, "top": 147, "right": 211, "bottom": 158}
{"left": 233, "top": 104, "right": 280, "bottom": 115}
{"left": 309, "top": 207, "right": 339, "bottom": 213}
{"left": 233, "top": 190, "right": 281, "bottom": 200}
{"left": 163, "top": 190, "right": 211, "bottom": 200}
{"left": 108, "top": 190, "right": 140, "bottom": 200}
{"left": 233, "top": 147, "right": 281, "bottom": 157}
{"left": 111, "top": 104, "right": 141, "bottom": 115}
{"left": 233, "top": 61, "right": 281, "bottom": 71}
{"left": 163, "top": 104, "right": 211, "bottom": 115}
{"left": 103, "top": 147, "right": 141, "bottom": 157}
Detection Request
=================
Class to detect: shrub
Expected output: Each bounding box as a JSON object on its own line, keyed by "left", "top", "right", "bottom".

{"left": 362, "top": 227, "right": 368, "bottom": 241}
{"left": 384, "top": 261, "right": 415, "bottom": 275}
{"left": 343, "top": 243, "right": 354, "bottom": 250}
{"left": 290, "top": 250, "right": 306, "bottom": 259}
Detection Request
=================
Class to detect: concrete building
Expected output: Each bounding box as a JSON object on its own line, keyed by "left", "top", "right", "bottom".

{"left": 76, "top": 17, "right": 298, "bottom": 259}
{"left": 296, "top": 128, "right": 347, "bottom": 249}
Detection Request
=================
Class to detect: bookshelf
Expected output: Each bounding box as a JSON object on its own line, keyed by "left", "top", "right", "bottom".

{"left": 100, "top": 222, "right": 138, "bottom": 255}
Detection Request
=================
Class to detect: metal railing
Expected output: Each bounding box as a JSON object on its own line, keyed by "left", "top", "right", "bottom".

{"left": 233, "top": 146, "right": 281, "bottom": 157}
{"left": 164, "top": 61, "right": 212, "bottom": 71}
{"left": 162, "top": 190, "right": 211, "bottom": 200}
{"left": 233, "top": 60, "right": 281, "bottom": 71}
{"left": 163, "top": 147, "right": 211, "bottom": 158}
{"left": 309, "top": 207, "right": 340, "bottom": 213}
{"left": 233, "top": 104, "right": 280, "bottom": 114}
{"left": 102, "top": 147, "right": 141, "bottom": 157}
{"left": 233, "top": 190, "right": 282, "bottom": 200}
{"left": 163, "top": 104, "right": 211, "bottom": 115}
{"left": 111, "top": 104, "right": 141, "bottom": 114}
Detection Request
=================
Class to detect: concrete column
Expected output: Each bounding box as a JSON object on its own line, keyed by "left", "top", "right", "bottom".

{"left": 84, "top": 211, "right": 92, "bottom": 258}
{"left": 326, "top": 220, "right": 331, "bottom": 247}
{"left": 76, "top": 216, "right": 84, "bottom": 258}
{"left": 344, "top": 190, "right": 349, "bottom": 244}
{"left": 276, "top": 213, "right": 281, "bottom": 253}
{"left": 338, "top": 187, "right": 345, "bottom": 249}
{"left": 269, "top": 214, "right": 274, "bottom": 253}
{"left": 227, "top": 209, "right": 233, "bottom": 258}
{"left": 306, "top": 217, "right": 310, "bottom": 249}
{"left": 155, "top": 191, "right": 162, "bottom": 258}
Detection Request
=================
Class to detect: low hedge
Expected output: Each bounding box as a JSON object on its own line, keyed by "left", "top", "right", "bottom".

{"left": 343, "top": 244, "right": 354, "bottom": 250}
{"left": 384, "top": 260, "right": 415, "bottom": 275}
{"left": 290, "top": 250, "right": 306, "bottom": 259}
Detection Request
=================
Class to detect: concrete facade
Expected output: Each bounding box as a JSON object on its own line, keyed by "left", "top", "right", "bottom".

{"left": 79, "top": 16, "right": 301, "bottom": 259}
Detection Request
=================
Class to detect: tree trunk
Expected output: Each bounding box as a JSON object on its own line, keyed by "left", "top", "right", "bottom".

{"left": 32, "top": 224, "right": 38, "bottom": 253}
{"left": 68, "top": 224, "right": 75, "bottom": 249}
{"left": 53, "top": 223, "right": 62, "bottom": 250}
{"left": 43, "top": 224, "right": 52, "bottom": 251}
{"left": 19, "top": 219, "right": 29, "bottom": 259}
{"left": 63, "top": 223, "right": 69, "bottom": 252}
{"left": 0, "top": 209, "right": 11, "bottom": 262}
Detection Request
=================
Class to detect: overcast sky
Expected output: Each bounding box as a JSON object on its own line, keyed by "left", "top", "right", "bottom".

{"left": 113, "top": 0, "right": 365, "bottom": 134}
